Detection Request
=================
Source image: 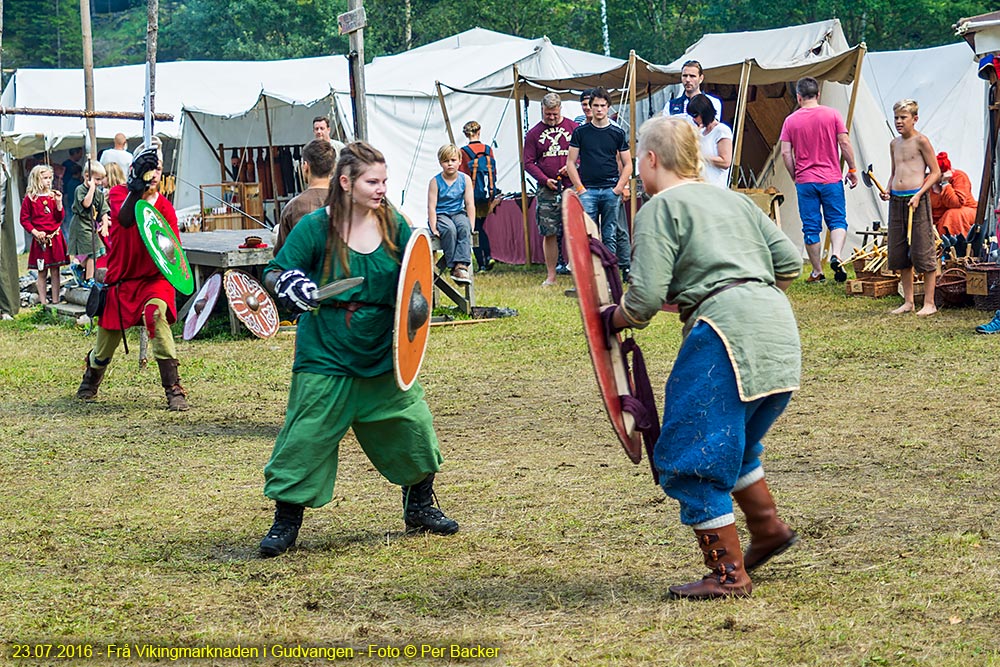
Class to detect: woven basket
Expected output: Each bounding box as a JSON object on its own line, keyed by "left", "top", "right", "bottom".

{"left": 934, "top": 267, "right": 974, "bottom": 308}
{"left": 968, "top": 263, "right": 1000, "bottom": 311}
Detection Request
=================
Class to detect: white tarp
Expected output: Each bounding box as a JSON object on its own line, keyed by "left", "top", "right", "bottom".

{"left": 863, "top": 43, "right": 987, "bottom": 187}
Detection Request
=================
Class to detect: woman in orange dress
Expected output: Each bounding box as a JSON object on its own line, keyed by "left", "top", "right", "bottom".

{"left": 929, "top": 152, "right": 977, "bottom": 237}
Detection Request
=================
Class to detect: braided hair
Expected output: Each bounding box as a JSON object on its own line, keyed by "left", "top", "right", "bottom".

{"left": 321, "top": 141, "right": 400, "bottom": 281}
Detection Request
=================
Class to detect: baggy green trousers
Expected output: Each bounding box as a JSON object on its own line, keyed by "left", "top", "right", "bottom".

{"left": 263, "top": 371, "right": 443, "bottom": 508}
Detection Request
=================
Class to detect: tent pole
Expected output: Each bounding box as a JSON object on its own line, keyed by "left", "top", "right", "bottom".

{"left": 628, "top": 50, "right": 637, "bottom": 226}
{"left": 79, "top": 0, "right": 98, "bottom": 161}
{"left": 262, "top": 96, "right": 282, "bottom": 221}
{"left": 974, "top": 82, "right": 998, "bottom": 231}
{"left": 843, "top": 46, "right": 866, "bottom": 138}
{"left": 513, "top": 65, "right": 530, "bottom": 266}
{"left": 144, "top": 0, "right": 158, "bottom": 146}
{"left": 183, "top": 110, "right": 229, "bottom": 177}
{"left": 435, "top": 81, "right": 455, "bottom": 145}
{"left": 729, "top": 60, "right": 752, "bottom": 189}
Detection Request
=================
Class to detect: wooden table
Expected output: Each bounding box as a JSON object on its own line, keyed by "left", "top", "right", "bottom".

{"left": 179, "top": 229, "right": 274, "bottom": 334}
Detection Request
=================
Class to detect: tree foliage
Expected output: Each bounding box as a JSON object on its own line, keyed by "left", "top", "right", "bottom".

{"left": 1, "top": 0, "right": 997, "bottom": 70}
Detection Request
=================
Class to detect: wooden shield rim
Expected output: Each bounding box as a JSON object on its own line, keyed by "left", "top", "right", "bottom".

{"left": 223, "top": 270, "right": 279, "bottom": 339}
{"left": 393, "top": 230, "right": 433, "bottom": 391}
{"left": 183, "top": 273, "right": 222, "bottom": 340}
{"left": 563, "top": 192, "right": 643, "bottom": 463}
{"left": 135, "top": 199, "right": 195, "bottom": 295}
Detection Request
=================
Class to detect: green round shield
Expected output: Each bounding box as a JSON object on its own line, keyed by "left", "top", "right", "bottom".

{"left": 135, "top": 199, "right": 194, "bottom": 295}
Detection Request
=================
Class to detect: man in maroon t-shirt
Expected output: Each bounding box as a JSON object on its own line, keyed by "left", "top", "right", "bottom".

{"left": 524, "top": 93, "right": 578, "bottom": 286}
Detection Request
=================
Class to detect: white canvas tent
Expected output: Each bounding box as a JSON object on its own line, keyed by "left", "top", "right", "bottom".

{"left": 863, "top": 43, "right": 987, "bottom": 194}
{"left": 649, "top": 19, "right": 892, "bottom": 251}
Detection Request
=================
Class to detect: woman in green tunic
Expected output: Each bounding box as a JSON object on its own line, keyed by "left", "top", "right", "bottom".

{"left": 259, "top": 142, "right": 458, "bottom": 558}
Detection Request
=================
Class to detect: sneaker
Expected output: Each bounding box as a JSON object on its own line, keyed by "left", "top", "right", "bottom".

{"left": 830, "top": 256, "right": 848, "bottom": 283}
{"left": 805, "top": 272, "right": 826, "bottom": 284}
{"left": 975, "top": 310, "right": 1000, "bottom": 334}
{"left": 555, "top": 264, "right": 572, "bottom": 276}
{"left": 451, "top": 266, "right": 471, "bottom": 284}
{"left": 482, "top": 258, "right": 496, "bottom": 272}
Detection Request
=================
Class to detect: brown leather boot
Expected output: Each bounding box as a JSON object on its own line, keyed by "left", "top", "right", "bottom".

{"left": 733, "top": 477, "right": 798, "bottom": 572}
{"left": 669, "top": 524, "right": 752, "bottom": 600}
{"left": 76, "top": 355, "right": 108, "bottom": 400}
{"left": 156, "top": 358, "right": 189, "bottom": 411}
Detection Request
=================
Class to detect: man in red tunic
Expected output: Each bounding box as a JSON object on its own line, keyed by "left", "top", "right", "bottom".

{"left": 76, "top": 146, "right": 189, "bottom": 411}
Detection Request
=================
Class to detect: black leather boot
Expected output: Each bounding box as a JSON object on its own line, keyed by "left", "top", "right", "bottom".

{"left": 402, "top": 473, "right": 459, "bottom": 535}
{"left": 259, "top": 501, "right": 304, "bottom": 558}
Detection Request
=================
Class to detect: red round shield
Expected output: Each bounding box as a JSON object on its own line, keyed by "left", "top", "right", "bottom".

{"left": 183, "top": 273, "right": 222, "bottom": 340}
{"left": 393, "top": 230, "right": 433, "bottom": 390}
{"left": 563, "top": 192, "right": 643, "bottom": 463}
{"left": 223, "top": 270, "right": 279, "bottom": 339}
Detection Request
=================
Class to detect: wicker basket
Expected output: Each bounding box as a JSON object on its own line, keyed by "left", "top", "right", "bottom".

{"left": 934, "top": 267, "right": 974, "bottom": 308}
{"left": 967, "top": 263, "right": 1000, "bottom": 311}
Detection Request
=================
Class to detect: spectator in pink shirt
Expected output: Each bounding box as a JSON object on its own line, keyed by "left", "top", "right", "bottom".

{"left": 780, "top": 77, "right": 859, "bottom": 283}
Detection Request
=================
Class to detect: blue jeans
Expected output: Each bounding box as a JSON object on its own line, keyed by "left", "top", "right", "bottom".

{"left": 795, "top": 182, "right": 847, "bottom": 246}
{"left": 580, "top": 187, "right": 621, "bottom": 256}
{"left": 654, "top": 322, "right": 792, "bottom": 526}
{"left": 435, "top": 212, "right": 472, "bottom": 267}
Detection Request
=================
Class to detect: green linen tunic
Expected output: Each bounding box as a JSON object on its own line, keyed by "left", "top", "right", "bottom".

{"left": 68, "top": 184, "right": 110, "bottom": 257}
{"left": 265, "top": 207, "right": 413, "bottom": 378}
{"left": 621, "top": 182, "right": 802, "bottom": 401}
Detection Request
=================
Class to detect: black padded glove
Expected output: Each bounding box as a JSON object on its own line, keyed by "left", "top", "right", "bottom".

{"left": 127, "top": 147, "right": 160, "bottom": 195}
{"left": 274, "top": 269, "right": 319, "bottom": 312}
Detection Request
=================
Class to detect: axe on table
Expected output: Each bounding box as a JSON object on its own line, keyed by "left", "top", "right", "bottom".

{"left": 861, "top": 164, "right": 887, "bottom": 195}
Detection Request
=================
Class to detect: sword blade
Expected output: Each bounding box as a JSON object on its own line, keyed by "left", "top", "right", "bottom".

{"left": 315, "top": 276, "right": 365, "bottom": 301}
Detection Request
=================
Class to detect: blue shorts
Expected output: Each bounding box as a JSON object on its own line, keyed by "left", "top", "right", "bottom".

{"left": 796, "top": 182, "right": 847, "bottom": 246}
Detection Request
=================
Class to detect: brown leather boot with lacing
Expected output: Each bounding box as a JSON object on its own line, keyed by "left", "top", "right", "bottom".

{"left": 669, "top": 523, "right": 752, "bottom": 600}
{"left": 156, "top": 358, "right": 189, "bottom": 411}
{"left": 733, "top": 477, "right": 798, "bottom": 572}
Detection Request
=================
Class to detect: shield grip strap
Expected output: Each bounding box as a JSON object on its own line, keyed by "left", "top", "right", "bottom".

{"left": 587, "top": 237, "right": 661, "bottom": 483}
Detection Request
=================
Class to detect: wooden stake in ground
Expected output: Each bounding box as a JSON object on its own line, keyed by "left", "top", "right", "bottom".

{"left": 145, "top": 0, "right": 159, "bottom": 146}
{"left": 338, "top": 0, "right": 368, "bottom": 140}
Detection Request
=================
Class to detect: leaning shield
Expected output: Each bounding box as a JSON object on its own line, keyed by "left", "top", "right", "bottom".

{"left": 393, "top": 230, "right": 433, "bottom": 391}
{"left": 223, "top": 270, "right": 279, "bottom": 339}
{"left": 183, "top": 272, "right": 222, "bottom": 340}
{"left": 563, "top": 192, "right": 643, "bottom": 463}
{"left": 135, "top": 199, "right": 195, "bottom": 295}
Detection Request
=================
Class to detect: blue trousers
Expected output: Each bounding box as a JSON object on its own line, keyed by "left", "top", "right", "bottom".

{"left": 654, "top": 322, "right": 792, "bottom": 526}
{"left": 435, "top": 212, "right": 473, "bottom": 267}
{"left": 580, "top": 187, "right": 621, "bottom": 256}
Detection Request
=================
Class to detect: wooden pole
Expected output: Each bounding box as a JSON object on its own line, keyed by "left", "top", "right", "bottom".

{"left": 0, "top": 107, "right": 171, "bottom": 120}
{"left": 843, "top": 46, "right": 866, "bottom": 141}
{"left": 974, "top": 82, "right": 998, "bottom": 231}
{"left": 628, "top": 50, "right": 638, "bottom": 225}
{"left": 79, "top": 0, "right": 98, "bottom": 161}
{"left": 513, "top": 65, "right": 531, "bottom": 266}
{"left": 145, "top": 0, "right": 159, "bottom": 145}
{"left": 262, "top": 95, "right": 282, "bottom": 221}
{"left": 347, "top": 0, "right": 368, "bottom": 140}
{"left": 435, "top": 81, "right": 455, "bottom": 145}
{"left": 729, "top": 60, "right": 753, "bottom": 189}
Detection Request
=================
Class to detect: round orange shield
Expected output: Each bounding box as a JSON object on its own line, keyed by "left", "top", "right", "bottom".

{"left": 393, "top": 230, "right": 433, "bottom": 390}
{"left": 223, "top": 270, "right": 280, "bottom": 339}
{"left": 563, "top": 191, "right": 644, "bottom": 464}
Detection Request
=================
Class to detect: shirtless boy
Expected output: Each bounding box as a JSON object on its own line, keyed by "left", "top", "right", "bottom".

{"left": 881, "top": 99, "right": 940, "bottom": 316}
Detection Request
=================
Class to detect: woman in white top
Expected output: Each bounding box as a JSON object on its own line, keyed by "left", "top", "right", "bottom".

{"left": 687, "top": 94, "right": 733, "bottom": 188}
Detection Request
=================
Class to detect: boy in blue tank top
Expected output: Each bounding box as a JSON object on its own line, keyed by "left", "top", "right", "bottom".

{"left": 427, "top": 144, "right": 474, "bottom": 283}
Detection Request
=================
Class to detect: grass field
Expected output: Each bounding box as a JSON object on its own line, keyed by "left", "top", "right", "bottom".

{"left": 1, "top": 263, "right": 999, "bottom": 666}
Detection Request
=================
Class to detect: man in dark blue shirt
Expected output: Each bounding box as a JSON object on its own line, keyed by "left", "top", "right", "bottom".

{"left": 565, "top": 88, "right": 632, "bottom": 260}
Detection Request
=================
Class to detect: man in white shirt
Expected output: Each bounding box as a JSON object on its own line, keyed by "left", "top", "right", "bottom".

{"left": 311, "top": 116, "right": 345, "bottom": 160}
{"left": 100, "top": 133, "right": 133, "bottom": 173}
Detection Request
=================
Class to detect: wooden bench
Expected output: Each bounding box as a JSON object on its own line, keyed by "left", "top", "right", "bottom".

{"left": 430, "top": 233, "right": 476, "bottom": 315}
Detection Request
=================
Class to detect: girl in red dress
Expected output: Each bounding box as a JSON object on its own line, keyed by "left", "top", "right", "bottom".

{"left": 20, "top": 165, "right": 69, "bottom": 304}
